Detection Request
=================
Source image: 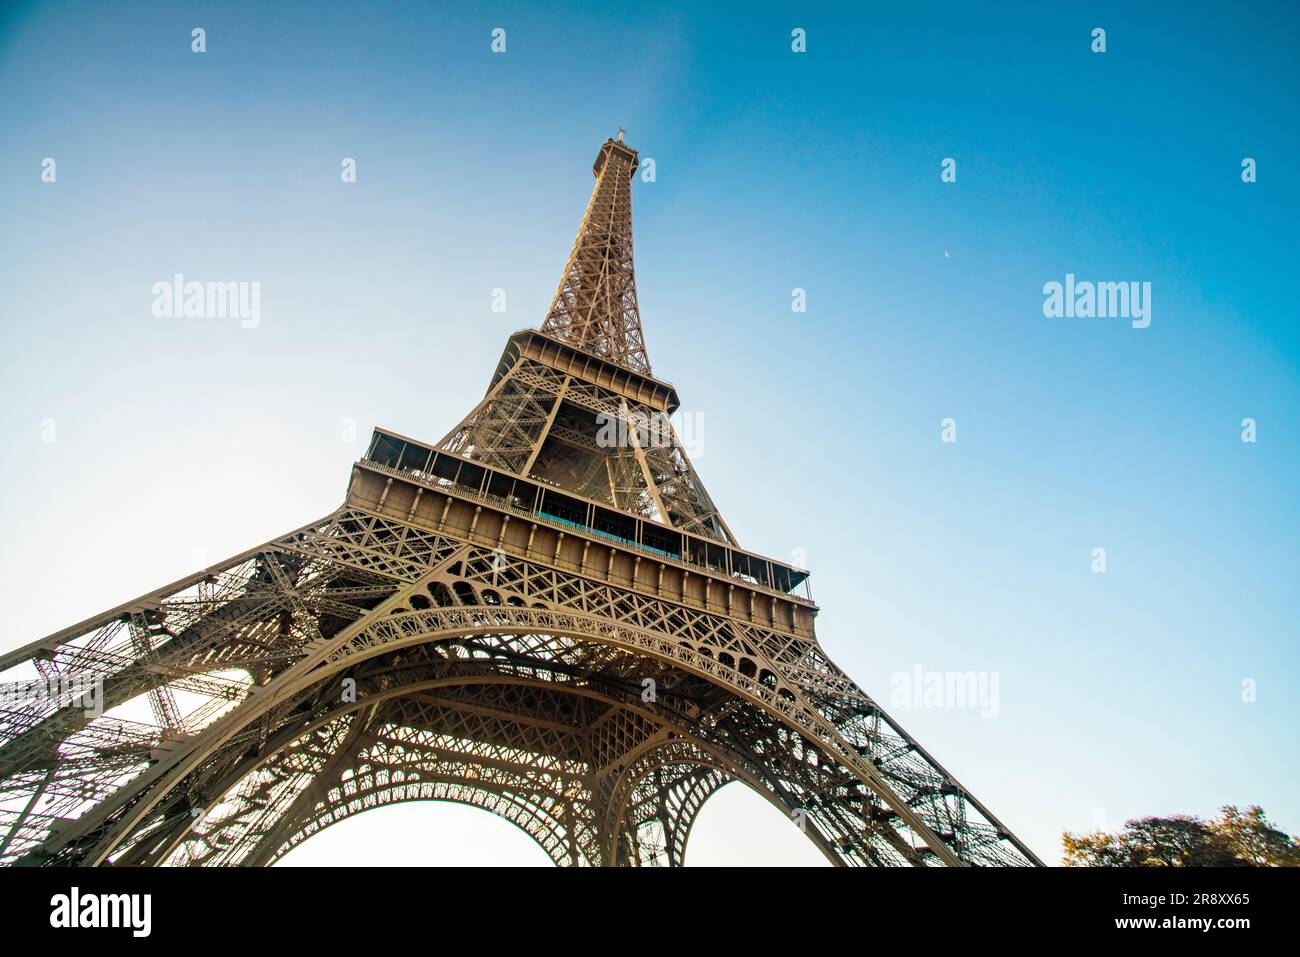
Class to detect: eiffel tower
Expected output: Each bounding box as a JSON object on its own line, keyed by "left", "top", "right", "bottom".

{"left": 0, "top": 134, "right": 1042, "bottom": 867}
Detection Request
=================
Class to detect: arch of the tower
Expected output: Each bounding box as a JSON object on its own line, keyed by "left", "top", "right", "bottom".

{"left": 138, "top": 651, "right": 855, "bottom": 868}
{"left": 5, "top": 525, "right": 1035, "bottom": 868}
{"left": 16, "top": 606, "right": 968, "bottom": 868}
{"left": 250, "top": 717, "right": 594, "bottom": 868}
{"left": 274, "top": 785, "right": 576, "bottom": 867}
{"left": 250, "top": 719, "right": 852, "bottom": 868}
{"left": 253, "top": 723, "right": 760, "bottom": 868}
{"left": 85, "top": 568, "right": 900, "bottom": 868}
{"left": 598, "top": 736, "right": 849, "bottom": 867}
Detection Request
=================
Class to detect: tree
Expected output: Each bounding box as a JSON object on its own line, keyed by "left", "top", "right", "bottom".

{"left": 1063, "top": 805, "right": 1299, "bottom": 866}
{"left": 1213, "top": 804, "right": 1300, "bottom": 866}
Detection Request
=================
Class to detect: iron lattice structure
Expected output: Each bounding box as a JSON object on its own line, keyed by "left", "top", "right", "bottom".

{"left": 0, "top": 136, "right": 1041, "bottom": 867}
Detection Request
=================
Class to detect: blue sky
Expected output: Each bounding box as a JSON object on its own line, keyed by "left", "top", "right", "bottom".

{"left": 1, "top": 0, "right": 1296, "bottom": 865}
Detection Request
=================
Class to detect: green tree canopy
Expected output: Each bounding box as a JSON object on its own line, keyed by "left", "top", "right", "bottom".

{"left": 1063, "top": 805, "right": 1300, "bottom": 866}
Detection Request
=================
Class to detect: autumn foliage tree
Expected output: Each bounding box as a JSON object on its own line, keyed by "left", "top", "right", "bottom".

{"left": 1063, "top": 805, "right": 1300, "bottom": 866}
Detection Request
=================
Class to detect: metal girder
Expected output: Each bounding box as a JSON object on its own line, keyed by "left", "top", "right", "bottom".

{"left": 540, "top": 136, "right": 651, "bottom": 375}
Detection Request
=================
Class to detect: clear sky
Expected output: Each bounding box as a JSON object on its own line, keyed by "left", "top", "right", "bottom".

{"left": 1, "top": 0, "right": 1296, "bottom": 866}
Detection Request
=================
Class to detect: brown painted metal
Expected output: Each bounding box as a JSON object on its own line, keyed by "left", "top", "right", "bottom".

{"left": 539, "top": 137, "right": 651, "bottom": 375}
{"left": 0, "top": 136, "right": 1041, "bottom": 867}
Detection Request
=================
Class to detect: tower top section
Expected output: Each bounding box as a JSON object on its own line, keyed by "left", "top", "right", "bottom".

{"left": 593, "top": 134, "right": 638, "bottom": 179}
{"left": 540, "top": 135, "right": 651, "bottom": 375}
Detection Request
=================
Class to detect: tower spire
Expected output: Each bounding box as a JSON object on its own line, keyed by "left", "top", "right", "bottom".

{"left": 539, "top": 135, "right": 651, "bottom": 375}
